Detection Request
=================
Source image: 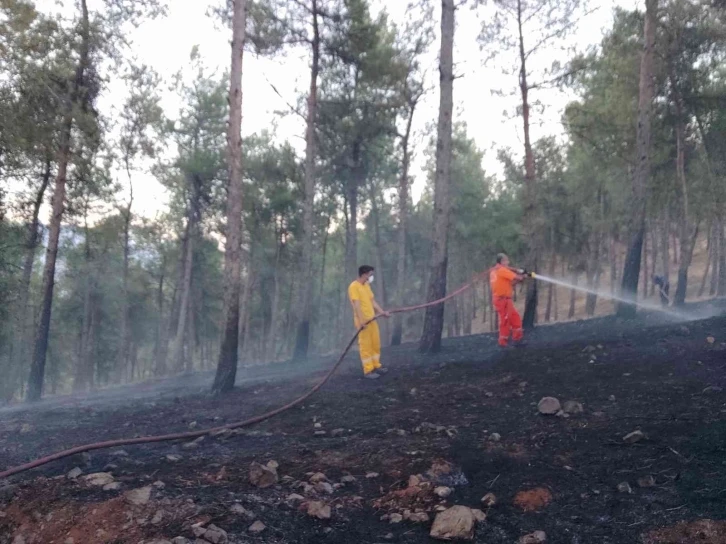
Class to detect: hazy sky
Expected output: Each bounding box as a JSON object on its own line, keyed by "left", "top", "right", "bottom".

{"left": 29, "top": 0, "right": 635, "bottom": 220}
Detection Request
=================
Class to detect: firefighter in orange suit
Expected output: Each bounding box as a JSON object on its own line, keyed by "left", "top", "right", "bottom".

{"left": 490, "top": 253, "right": 525, "bottom": 347}
{"left": 348, "top": 265, "right": 391, "bottom": 379}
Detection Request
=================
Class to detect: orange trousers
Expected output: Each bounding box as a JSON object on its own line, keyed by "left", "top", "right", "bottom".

{"left": 494, "top": 297, "right": 523, "bottom": 346}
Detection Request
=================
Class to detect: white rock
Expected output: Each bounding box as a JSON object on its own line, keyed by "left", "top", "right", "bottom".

{"left": 340, "top": 475, "right": 357, "bottom": 484}
{"left": 84, "top": 472, "right": 114, "bottom": 487}
{"left": 67, "top": 467, "right": 82, "bottom": 479}
{"left": 365, "top": 472, "right": 379, "bottom": 479}
{"left": 538, "top": 397, "right": 561, "bottom": 415}
{"left": 389, "top": 513, "right": 403, "bottom": 523}
{"left": 286, "top": 493, "right": 305, "bottom": 503}
{"left": 623, "top": 430, "right": 645, "bottom": 444}
{"left": 315, "top": 482, "right": 334, "bottom": 495}
{"left": 617, "top": 482, "right": 632, "bottom": 494}
{"left": 430, "top": 506, "right": 476, "bottom": 541}
{"left": 103, "top": 482, "right": 122, "bottom": 491}
{"left": 124, "top": 486, "right": 152, "bottom": 506}
{"left": 202, "top": 525, "right": 228, "bottom": 544}
{"left": 248, "top": 521, "right": 266, "bottom": 534}
{"left": 519, "top": 530, "right": 547, "bottom": 543}
{"left": 434, "top": 486, "right": 452, "bottom": 498}
{"left": 309, "top": 472, "right": 328, "bottom": 483}
{"left": 489, "top": 433, "right": 501, "bottom": 442}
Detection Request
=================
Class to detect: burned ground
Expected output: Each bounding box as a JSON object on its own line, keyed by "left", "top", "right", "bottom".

{"left": 1, "top": 301, "right": 726, "bottom": 544}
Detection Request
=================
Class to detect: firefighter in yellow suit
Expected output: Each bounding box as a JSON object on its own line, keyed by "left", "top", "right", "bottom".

{"left": 348, "top": 265, "right": 391, "bottom": 379}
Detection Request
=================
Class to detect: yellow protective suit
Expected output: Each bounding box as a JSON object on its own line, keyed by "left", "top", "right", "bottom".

{"left": 348, "top": 280, "right": 382, "bottom": 375}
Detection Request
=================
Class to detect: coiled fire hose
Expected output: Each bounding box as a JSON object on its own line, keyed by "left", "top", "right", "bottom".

{"left": 1, "top": 273, "right": 490, "bottom": 480}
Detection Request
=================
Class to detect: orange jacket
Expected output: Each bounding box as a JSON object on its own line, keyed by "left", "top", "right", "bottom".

{"left": 490, "top": 264, "right": 518, "bottom": 298}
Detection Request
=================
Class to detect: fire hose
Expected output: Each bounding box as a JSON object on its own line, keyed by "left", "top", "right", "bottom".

{"left": 1, "top": 271, "right": 503, "bottom": 480}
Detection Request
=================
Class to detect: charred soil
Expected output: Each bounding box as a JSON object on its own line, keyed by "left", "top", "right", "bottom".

{"left": 2, "top": 301, "right": 726, "bottom": 543}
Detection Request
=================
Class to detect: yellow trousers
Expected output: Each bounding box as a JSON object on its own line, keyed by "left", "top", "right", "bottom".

{"left": 358, "top": 321, "right": 381, "bottom": 375}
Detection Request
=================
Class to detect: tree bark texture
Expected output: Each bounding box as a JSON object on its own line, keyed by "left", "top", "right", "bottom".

{"left": 213, "top": 0, "right": 247, "bottom": 394}
{"left": 419, "top": 0, "right": 454, "bottom": 353}
{"left": 617, "top": 0, "right": 657, "bottom": 318}
{"left": 27, "top": 0, "right": 90, "bottom": 401}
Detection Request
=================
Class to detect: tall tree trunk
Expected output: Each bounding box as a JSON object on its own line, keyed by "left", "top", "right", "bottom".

{"left": 617, "top": 0, "right": 657, "bottom": 318}
{"left": 13, "top": 160, "right": 51, "bottom": 385}
{"left": 610, "top": 233, "right": 618, "bottom": 293}
{"left": 661, "top": 210, "right": 670, "bottom": 283}
{"left": 642, "top": 225, "right": 649, "bottom": 299}
{"left": 419, "top": 0, "right": 454, "bottom": 353}
{"left": 568, "top": 272, "right": 578, "bottom": 319}
{"left": 118, "top": 176, "right": 133, "bottom": 381}
{"left": 238, "top": 243, "right": 254, "bottom": 360}
{"left": 710, "top": 220, "right": 720, "bottom": 295}
{"left": 699, "top": 222, "right": 712, "bottom": 298}
{"left": 292, "top": 0, "right": 320, "bottom": 361}
{"left": 649, "top": 224, "right": 658, "bottom": 296}
{"left": 545, "top": 253, "right": 556, "bottom": 322}
{"left": 213, "top": 0, "right": 247, "bottom": 394}
{"left": 517, "top": 0, "right": 539, "bottom": 329}
{"left": 153, "top": 267, "right": 166, "bottom": 375}
{"left": 27, "top": 0, "right": 90, "bottom": 401}
{"left": 171, "top": 226, "right": 193, "bottom": 371}
{"left": 671, "top": 76, "right": 698, "bottom": 307}
{"left": 717, "top": 220, "right": 726, "bottom": 296}
{"left": 266, "top": 235, "right": 283, "bottom": 362}
{"left": 392, "top": 95, "right": 417, "bottom": 346}
{"left": 369, "top": 184, "right": 389, "bottom": 345}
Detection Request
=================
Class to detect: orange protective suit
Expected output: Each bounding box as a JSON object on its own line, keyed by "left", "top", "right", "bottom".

{"left": 490, "top": 264, "right": 523, "bottom": 347}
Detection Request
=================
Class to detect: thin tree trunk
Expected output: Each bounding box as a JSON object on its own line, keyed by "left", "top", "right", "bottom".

{"left": 642, "top": 224, "right": 649, "bottom": 299}
{"left": 13, "top": 159, "right": 51, "bottom": 385}
{"left": 699, "top": 222, "right": 712, "bottom": 298}
{"left": 649, "top": 223, "right": 658, "bottom": 296}
{"left": 118, "top": 174, "right": 133, "bottom": 382}
{"left": 419, "top": 0, "right": 454, "bottom": 353}
{"left": 517, "top": 0, "right": 538, "bottom": 329}
{"left": 239, "top": 243, "right": 254, "bottom": 360}
{"left": 545, "top": 253, "right": 556, "bottom": 322}
{"left": 617, "top": 0, "right": 657, "bottom": 318}
{"left": 568, "top": 273, "right": 578, "bottom": 319}
{"left": 27, "top": 0, "right": 90, "bottom": 401}
{"left": 661, "top": 210, "right": 670, "bottom": 284}
{"left": 292, "top": 0, "right": 320, "bottom": 361}
{"left": 710, "top": 220, "right": 720, "bottom": 295}
{"left": 369, "top": 184, "right": 389, "bottom": 345}
{"left": 153, "top": 267, "right": 166, "bottom": 375}
{"left": 171, "top": 227, "right": 193, "bottom": 371}
{"left": 266, "top": 235, "right": 283, "bottom": 362}
{"left": 392, "top": 93, "right": 417, "bottom": 346}
{"left": 213, "top": 0, "right": 247, "bottom": 394}
{"left": 671, "top": 76, "right": 698, "bottom": 307}
{"left": 717, "top": 220, "right": 725, "bottom": 296}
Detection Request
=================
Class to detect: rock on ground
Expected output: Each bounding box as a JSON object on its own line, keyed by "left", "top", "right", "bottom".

{"left": 481, "top": 493, "right": 497, "bottom": 507}
{"left": 538, "top": 397, "right": 561, "bottom": 415}
{"left": 248, "top": 521, "right": 266, "bottom": 534}
{"left": 306, "top": 501, "right": 332, "bottom": 520}
{"left": 124, "top": 486, "right": 152, "bottom": 506}
{"left": 249, "top": 461, "right": 278, "bottom": 488}
{"left": 519, "top": 530, "right": 547, "bottom": 543}
{"left": 84, "top": 473, "right": 114, "bottom": 487}
{"left": 623, "top": 430, "right": 646, "bottom": 444}
{"left": 430, "top": 506, "right": 477, "bottom": 541}
{"left": 563, "top": 401, "right": 584, "bottom": 414}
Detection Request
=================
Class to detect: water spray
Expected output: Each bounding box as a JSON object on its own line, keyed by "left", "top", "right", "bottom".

{"left": 527, "top": 272, "right": 691, "bottom": 321}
